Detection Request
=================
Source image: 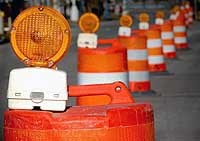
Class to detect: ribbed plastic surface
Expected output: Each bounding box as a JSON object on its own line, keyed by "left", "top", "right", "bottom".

{"left": 79, "top": 13, "right": 99, "bottom": 33}
{"left": 11, "top": 6, "right": 71, "bottom": 67}
{"left": 4, "top": 103, "right": 155, "bottom": 141}
{"left": 15, "top": 13, "right": 63, "bottom": 61}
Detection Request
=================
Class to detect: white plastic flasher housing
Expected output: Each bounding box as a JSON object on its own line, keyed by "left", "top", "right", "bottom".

{"left": 77, "top": 33, "right": 97, "bottom": 48}
{"left": 7, "top": 67, "right": 68, "bottom": 111}
{"left": 118, "top": 26, "right": 131, "bottom": 37}
{"left": 155, "top": 18, "right": 164, "bottom": 25}
{"left": 139, "top": 22, "right": 149, "bottom": 30}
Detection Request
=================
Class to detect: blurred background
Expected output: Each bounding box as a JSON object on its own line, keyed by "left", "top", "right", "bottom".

{"left": 0, "top": 0, "right": 199, "bottom": 23}
{"left": 0, "top": 0, "right": 200, "bottom": 44}
{"left": 0, "top": 0, "right": 199, "bottom": 44}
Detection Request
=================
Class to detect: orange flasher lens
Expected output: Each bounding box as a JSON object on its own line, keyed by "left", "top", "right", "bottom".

{"left": 10, "top": 6, "right": 71, "bottom": 67}
{"left": 173, "top": 5, "right": 180, "bottom": 13}
{"left": 139, "top": 13, "right": 150, "bottom": 22}
{"left": 78, "top": 13, "right": 100, "bottom": 33}
{"left": 156, "top": 10, "right": 165, "bottom": 19}
{"left": 120, "top": 15, "right": 133, "bottom": 27}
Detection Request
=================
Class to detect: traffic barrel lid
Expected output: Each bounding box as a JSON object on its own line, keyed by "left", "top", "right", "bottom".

{"left": 10, "top": 6, "right": 71, "bottom": 67}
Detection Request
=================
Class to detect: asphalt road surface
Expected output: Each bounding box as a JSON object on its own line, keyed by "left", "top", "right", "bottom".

{"left": 0, "top": 21, "right": 200, "bottom": 141}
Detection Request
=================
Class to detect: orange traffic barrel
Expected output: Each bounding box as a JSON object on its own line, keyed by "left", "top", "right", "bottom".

{"left": 173, "top": 14, "right": 188, "bottom": 49}
{"left": 118, "top": 35, "right": 151, "bottom": 92}
{"left": 150, "top": 24, "right": 177, "bottom": 59}
{"left": 4, "top": 82, "right": 155, "bottom": 141}
{"left": 160, "top": 21, "right": 177, "bottom": 58}
{"left": 185, "top": 2, "right": 194, "bottom": 25}
{"left": 145, "top": 28, "right": 166, "bottom": 72}
{"left": 77, "top": 44, "right": 128, "bottom": 106}
{"left": 187, "top": 7, "right": 193, "bottom": 25}
{"left": 131, "top": 29, "right": 146, "bottom": 36}
{"left": 132, "top": 28, "right": 167, "bottom": 72}
{"left": 180, "top": 6, "right": 189, "bottom": 26}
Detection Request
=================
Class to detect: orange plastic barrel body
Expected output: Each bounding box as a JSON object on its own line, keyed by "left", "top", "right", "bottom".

{"left": 78, "top": 47, "right": 127, "bottom": 73}
{"left": 173, "top": 13, "right": 188, "bottom": 49}
{"left": 181, "top": 8, "right": 189, "bottom": 26}
{"left": 187, "top": 7, "right": 193, "bottom": 25}
{"left": 4, "top": 103, "right": 154, "bottom": 141}
{"left": 160, "top": 21, "right": 177, "bottom": 58}
{"left": 77, "top": 45, "right": 128, "bottom": 106}
{"left": 4, "top": 82, "right": 155, "bottom": 141}
{"left": 131, "top": 29, "right": 146, "bottom": 36}
{"left": 151, "top": 21, "right": 177, "bottom": 59}
{"left": 145, "top": 28, "right": 166, "bottom": 72}
{"left": 118, "top": 35, "right": 151, "bottom": 92}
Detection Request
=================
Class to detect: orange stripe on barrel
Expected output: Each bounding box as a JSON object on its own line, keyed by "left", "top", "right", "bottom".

{"left": 148, "top": 48, "right": 163, "bottom": 55}
{"left": 128, "top": 60, "right": 148, "bottom": 71}
{"left": 118, "top": 36, "right": 146, "bottom": 49}
{"left": 162, "top": 40, "right": 174, "bottom": 45}
{"left": 174, "top": 32, "right": 186, "bottom": 37}
{"left": 78, "top": 47, "right": 127, "bottom": 72}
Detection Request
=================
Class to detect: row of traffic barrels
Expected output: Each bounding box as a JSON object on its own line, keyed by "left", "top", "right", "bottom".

{"left": 77, "top": 10, "right": 189, "bottom": 106}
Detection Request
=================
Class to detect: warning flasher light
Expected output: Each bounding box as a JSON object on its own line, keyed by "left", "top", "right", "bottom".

{"left": 78, "top": 13, "right": 100, "bottom": 33}
{"left": 119, "top": 15, "right": 133, "bottom": 27}
{"left": 10, "top": 6, "right": 71, "bottom": 67}
{"left": 156, "top": 10, "right": 165, "bottom": 19}
{"left": 139, "top": 12, "right": 150, "bottom": 22}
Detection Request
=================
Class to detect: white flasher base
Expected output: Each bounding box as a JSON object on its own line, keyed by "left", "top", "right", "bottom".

{"left": 7, "top": 67, "right": 68, "bottom": 111}
{"left": 118, "top": 26, "right": 131, "bottom": 37}
{"left": 77, "top": 33, "right": 98, "bottom": 48}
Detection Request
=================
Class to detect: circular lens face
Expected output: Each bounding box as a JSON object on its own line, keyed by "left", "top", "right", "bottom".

{"left": 173, "top": 5, "right": 180, "bottom": 13}
{"left": 11, "top": 6, "right": 71, "bottom": 67}
{"left": 156, "top": 11, "right": 165, "bottom": 18}
{"left": 120, "top": 15, "right": 133, "bottom": 27}
{"left": 79, "top": 13, "right": 100, "bottom": 33}
{"left": 139, "top": 13, "right": 150, "bottom": 22}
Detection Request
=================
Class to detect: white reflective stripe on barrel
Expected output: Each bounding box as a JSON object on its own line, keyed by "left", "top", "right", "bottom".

{"left": 147, "top": 39, "right": 162, "bottom": 48}
{"left": 127, "top": 49, "right": 148, "bottom": 60}
{"left": 148, "top": 55, "right": 164, "bottom": 64}
{"left": 78, "top": 72, "right": 128, "bottom": 86}
{"left": 174, "top": 37, "right": 187, "bottom": 43}
{"left": 173, "top": 26, "right": 186, "bottom": 32}
{"left": 129, "top": 71, "right": 150, "bottom": 82}
{"left": 163, "top": 45, "right": 176, "bottom": 53}
{"left": 161, "top": 32, "right": 174, "bottom": 39}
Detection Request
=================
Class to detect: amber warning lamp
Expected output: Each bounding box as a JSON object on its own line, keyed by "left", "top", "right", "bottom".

{"left": 77, "top": 13, "right": 99, "bottom": 48}
{"left": 118, "top": 14, "right": 133, "bottom": 37}
{"left": 138, "top": 12, "right": 150, "bottom": 30}
{"left": 156, "top": 10, "right": 165, "bottom": 19}
{"left": 7, "top": 6, "right": 71, "bottom": 111}
{"left": 155, "top": 10, "right": 165, "bottom": 25}
{"left": 139, "top": 12, "right": 150, "bottom": 23}
{"left": 10, "top": 6, "right": 71, "bottom": 68}
{"left": 78, "top": 13, "right": 100, "bottom": 33}
{"left": 119, "top": 15, "right": 133, "bottom": 27}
